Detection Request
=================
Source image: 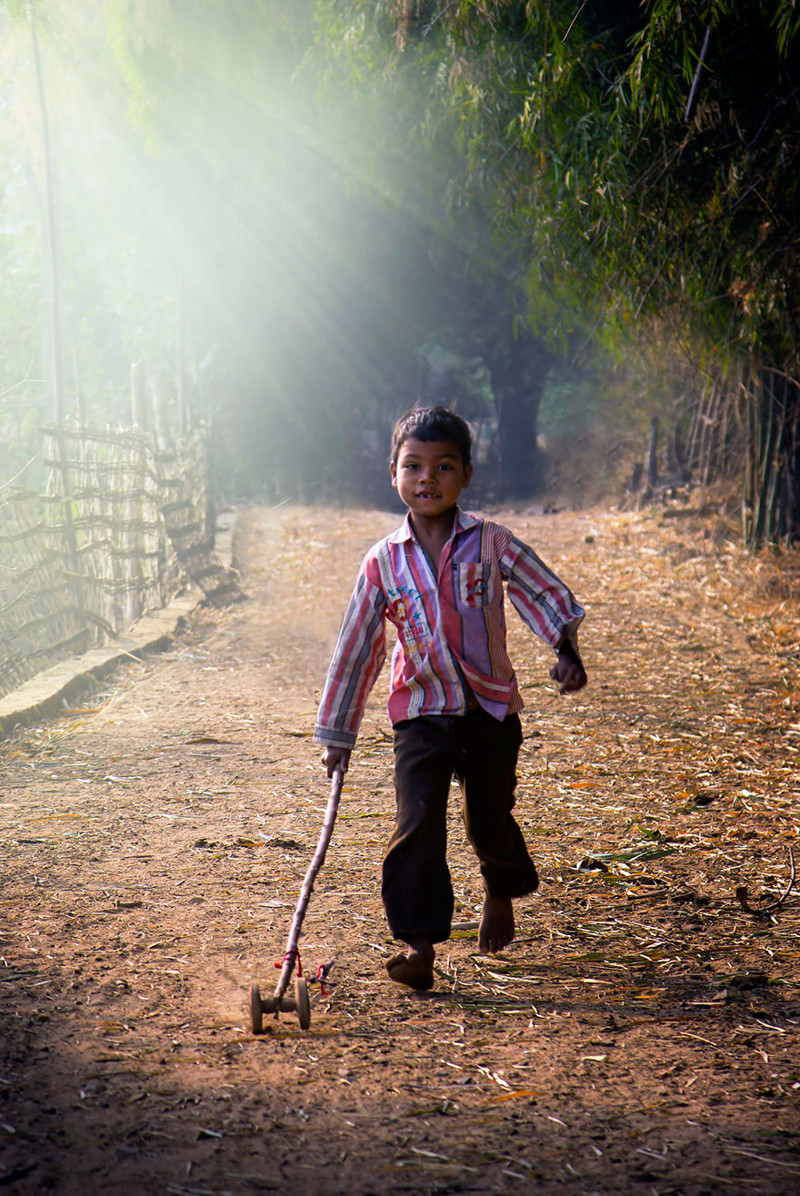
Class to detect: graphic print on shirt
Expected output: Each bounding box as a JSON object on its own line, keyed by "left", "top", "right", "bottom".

{"left": 386, "top": 583, "right": 429, "bottom": 669}
{"left": 453, "top": 561, "right": 497, "bottom": 609}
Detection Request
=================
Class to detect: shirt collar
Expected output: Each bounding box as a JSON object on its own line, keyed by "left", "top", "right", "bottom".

{"left": 388, "top": 507, "right": 479, "bottom": 545}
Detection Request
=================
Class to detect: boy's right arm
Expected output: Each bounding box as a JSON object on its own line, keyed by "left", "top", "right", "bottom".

{"left": 314, "top": 554, "right": 387, "bottom": 774}
{"left": 322, "top": 746, "right": 351, "bottom": 778}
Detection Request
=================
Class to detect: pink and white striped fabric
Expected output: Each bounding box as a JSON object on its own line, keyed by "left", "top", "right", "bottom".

{"left": 314, "top": 509, "right": 584, "bottom": 749}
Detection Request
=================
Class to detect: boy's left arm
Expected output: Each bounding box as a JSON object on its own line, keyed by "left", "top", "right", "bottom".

{"left": 499, "top": 529, "right": 586, "bottom": 693}
{"left": 550, "top": 635, "right": 587, "bottom": 694}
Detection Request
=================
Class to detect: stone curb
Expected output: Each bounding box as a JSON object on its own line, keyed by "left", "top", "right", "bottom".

{"left": 0, "top": 511, "right": 238, "bottom": 739}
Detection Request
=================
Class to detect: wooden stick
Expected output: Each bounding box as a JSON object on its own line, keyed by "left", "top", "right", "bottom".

{"left": 272, "top": 767, "right": 345, "bottom": 1002}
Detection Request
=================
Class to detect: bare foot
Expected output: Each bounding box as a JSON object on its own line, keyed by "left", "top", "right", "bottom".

{"left": 386, "top": 940, "right": 435, "bottom": 991}
{"left": 478, "top": 894, "right": 515, "bottom": 953}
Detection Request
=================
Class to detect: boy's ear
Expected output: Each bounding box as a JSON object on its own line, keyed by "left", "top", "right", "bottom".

{"left": 464, "top": 463, "right": 473, "bottom": 488}
{"left": 389, "top": 461, "right": 397, "bottom": 487}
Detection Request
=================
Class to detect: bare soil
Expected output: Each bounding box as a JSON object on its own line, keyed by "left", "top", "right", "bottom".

{"left": 1, "top": 499, "right": 799, "bottom": 1196}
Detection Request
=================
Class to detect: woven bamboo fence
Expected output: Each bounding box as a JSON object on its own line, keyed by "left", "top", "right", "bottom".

{"left": 0, "top": 424, "right": 240, "bottom": 702}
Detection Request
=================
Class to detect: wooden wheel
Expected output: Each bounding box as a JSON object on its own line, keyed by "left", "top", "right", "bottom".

{"left": 249, "top": 982, "right": 264, "bottom": 1035}
{"left": 295, "top": 976, "right": 310, "bottom": 1030}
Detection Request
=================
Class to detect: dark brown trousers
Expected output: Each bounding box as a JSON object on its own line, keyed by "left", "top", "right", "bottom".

{"left": 381, "top": 710, "right": 539, "bottom": 944}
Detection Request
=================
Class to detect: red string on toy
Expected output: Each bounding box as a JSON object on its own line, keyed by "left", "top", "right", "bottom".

{"left": 273, "top": 948, "right": 302, "bottom": 977}
{"left": 315, "top": 964, "right": 328, "bottom": 995}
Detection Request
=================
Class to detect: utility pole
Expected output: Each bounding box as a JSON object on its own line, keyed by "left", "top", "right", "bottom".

{"left": 28, "top": 0, "right": 64, "bottom": 425}
{"left": 28, "top": 2, "right": 83, "bottom": 621}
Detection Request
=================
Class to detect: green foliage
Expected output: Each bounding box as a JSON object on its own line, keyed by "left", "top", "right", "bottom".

{"left": 330, "top": 1, "right": 800, "bottom": 380}
{"left": 310, "top": 0, "right": 800, "bottom": 531}
{"left": 616, "top": 2, "right": 800, "bottom": 366}
{"left": 3, "top": 0, "right": 798, "bottom": 522}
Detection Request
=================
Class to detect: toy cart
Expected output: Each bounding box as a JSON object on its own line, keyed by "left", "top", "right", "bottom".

{"left": 249, "top": 767, "right": 343, "bottom": 1032}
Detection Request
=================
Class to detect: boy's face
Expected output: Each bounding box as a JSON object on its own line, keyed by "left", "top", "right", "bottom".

{"left": 390, "top": 436, "right": 472, "bottom": 521}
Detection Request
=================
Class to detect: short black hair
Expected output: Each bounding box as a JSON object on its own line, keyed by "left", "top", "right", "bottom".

{"left": 390, "top": 406, "right": 472, "bottom": 468}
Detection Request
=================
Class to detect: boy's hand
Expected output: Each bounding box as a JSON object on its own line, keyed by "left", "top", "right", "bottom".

{"left": 322, "top": 746, "right": 351, "bottom": 778}
{"left": 550, "top": 639, "right": 587, "bottom": 694}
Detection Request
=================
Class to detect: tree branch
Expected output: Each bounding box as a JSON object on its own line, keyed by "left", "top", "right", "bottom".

{"left": 685, "top": 23, "right": 712, "bottom": 123}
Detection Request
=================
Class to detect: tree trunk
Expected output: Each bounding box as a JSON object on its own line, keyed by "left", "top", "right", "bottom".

{"left": 489, "top": 340, "right": 550, "bottom": 500}
{"left": 744, "top": 367, "right": 800, "bottom": 548}
{"left": 647, "top": 416, "right": 660, "bottom": 486}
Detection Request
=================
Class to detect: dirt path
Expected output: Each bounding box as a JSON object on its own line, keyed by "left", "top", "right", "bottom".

{"left": 1, "top": 500, "right": 799, "bottom": 1195}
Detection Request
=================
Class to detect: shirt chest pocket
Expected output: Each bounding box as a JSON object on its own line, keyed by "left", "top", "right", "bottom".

{"left": 453, "top": 562, "right": 499, "bottom": 609}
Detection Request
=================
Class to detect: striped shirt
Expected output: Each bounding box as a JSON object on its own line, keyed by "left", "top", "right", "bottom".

{"left": 314, "top": 508, "right": 584, "bottom": 749}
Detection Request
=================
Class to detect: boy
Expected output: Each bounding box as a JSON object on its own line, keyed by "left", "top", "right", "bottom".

{"left": 314, "top": 406, "right": 586, "bottom": 991}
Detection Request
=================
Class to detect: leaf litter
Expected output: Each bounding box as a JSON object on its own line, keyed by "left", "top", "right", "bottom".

{"left": 0, "top": 498, "right": 798, "bottom": 1194}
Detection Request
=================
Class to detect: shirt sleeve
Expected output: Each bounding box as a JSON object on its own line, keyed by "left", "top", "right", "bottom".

{"left": 500, "top": 532, "right": 584, "bottom": 650}
{"left": 313, "top": 558, "right": 387, "bottom": 749}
